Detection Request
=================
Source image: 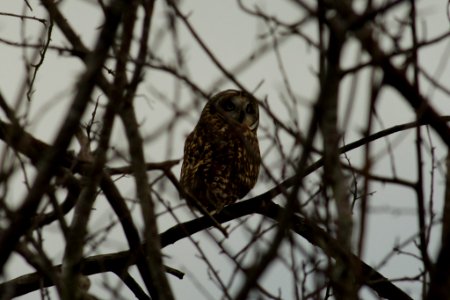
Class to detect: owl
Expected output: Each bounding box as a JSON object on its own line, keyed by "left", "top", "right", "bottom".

{"left": 180, "top": 90, "right": 261, "bottom": 213}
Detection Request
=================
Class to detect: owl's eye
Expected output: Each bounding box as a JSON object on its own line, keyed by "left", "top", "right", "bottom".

{"left": 221, "top": 99, "right": 235, "bottom": 111}
{"left": 245, "top": 103, "right": 256, "bottom": 114}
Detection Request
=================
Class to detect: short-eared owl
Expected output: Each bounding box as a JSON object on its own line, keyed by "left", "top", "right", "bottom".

{"left": 180, "top": 90, "right": 261, "bottom": 212}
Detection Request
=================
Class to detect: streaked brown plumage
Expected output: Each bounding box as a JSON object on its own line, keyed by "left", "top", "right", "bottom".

{"left": 180, "top": 90, "right": 260, "bottom": 212}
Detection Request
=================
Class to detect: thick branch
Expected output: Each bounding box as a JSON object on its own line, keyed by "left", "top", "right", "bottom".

{"left": 0, "top": 198, "right": 412, "bottom": 300}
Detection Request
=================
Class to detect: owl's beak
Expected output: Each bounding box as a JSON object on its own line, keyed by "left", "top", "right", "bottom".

{"left": 238, "top": 111, "right": 246, "bottom": 123}
{"left": 238, "top": 110, "right": 257, "bottom": 131}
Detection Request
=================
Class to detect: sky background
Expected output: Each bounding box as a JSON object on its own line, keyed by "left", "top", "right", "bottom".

{"left": 1, "top": 0, "right": 450, "bottom": 299}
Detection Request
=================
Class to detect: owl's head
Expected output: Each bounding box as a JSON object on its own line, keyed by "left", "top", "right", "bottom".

{"left": 206, "top": 89, "right": 259, "bottom": 132}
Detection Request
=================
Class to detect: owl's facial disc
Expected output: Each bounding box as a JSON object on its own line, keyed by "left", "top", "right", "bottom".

{"left": 210, "top": 90, "right": 259, "bottom": 131}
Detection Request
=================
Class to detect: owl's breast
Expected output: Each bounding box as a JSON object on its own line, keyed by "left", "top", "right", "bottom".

{"left": 180, "top": 115, "right": 260, "bottom": 212}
